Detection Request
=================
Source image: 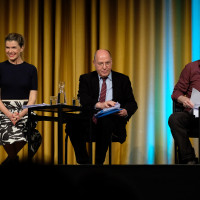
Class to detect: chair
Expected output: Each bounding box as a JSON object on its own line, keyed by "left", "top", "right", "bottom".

{"left": 108, "top": 134, "right": 121, "bottom": 165}
{"left": 173, "top": 101, "right": 200, "bottom": 164}
{"left": 86, "top": 134, "right": 121, "bottom": 165}
{"left": 65, "top": 124, "right": 121, "bottom": 165}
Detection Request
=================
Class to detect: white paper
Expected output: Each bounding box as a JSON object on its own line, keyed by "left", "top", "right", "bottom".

{"left": 190, "top": 88, "right": 200, "bottom": 117}
{"left": 22, "top": 103, "right": 50, "bottom": 109}
{"left": 102, "top": 102, "right": 120, "bottom": 112}
{"left": 191, "top": 88, "right": 200, "bottom": 105}
{"left": 94, "top": 102, "right": 121, "bottom": 118}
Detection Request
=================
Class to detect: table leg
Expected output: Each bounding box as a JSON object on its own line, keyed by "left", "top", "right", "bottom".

{"left": 65, "top": 134, "right": 68, "bottom": 165}
{"left": 27, "top": 109, "right": 32, "bottom": 161}
{"left": 58, "top": 106, "right": 63, "bottom": 164}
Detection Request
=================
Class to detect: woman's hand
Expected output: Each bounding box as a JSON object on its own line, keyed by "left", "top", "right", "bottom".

{"left": 13, "top": 112, "right": 22, "bottom": 124}
{"left": 7, "top": 112, "right": 18, "bottom": 125}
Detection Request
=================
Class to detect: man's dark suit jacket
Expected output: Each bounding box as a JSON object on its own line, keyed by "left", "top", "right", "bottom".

{"left": 78, "top": 70, "right": 138, "bottom": 143}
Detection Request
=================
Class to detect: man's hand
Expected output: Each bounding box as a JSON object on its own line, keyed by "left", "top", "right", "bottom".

{"left": 177, "top": 95, "right": 194, "bottom": 108}
{"left": 117, "top": 109, "right": 128, "bottom": 117}
{"left": 95, "top": 100, "right": 116, "bottom": 109}
{"left": 95, "top": 101, "right": 128, "bottom": 117}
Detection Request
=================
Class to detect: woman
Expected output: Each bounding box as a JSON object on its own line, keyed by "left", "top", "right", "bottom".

{"left": 0, "top": 33, "right": 41, "bottom": 165}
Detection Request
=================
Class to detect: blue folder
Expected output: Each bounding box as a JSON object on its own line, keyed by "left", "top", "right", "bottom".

{"left": 95, "top": 108, "right": 122, "bottom": 119}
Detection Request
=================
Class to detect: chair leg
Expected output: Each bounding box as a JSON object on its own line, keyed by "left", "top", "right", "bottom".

{"left": 88, "top": 141, "right": 93, "bottom": 164}
{"left": 198, "top": 137, "right": 200, "bottom": 164}
{"left": 109, "top": 140, "right": 112, "bottom": 165}
{"left": 89, "top": 119, "right": 93, "bottom": 164}
{"left": 174, "top": 142, "right": 179, "bottom": 164}
{"left": 199, "top": 113, "right": 200, "bottom": 164}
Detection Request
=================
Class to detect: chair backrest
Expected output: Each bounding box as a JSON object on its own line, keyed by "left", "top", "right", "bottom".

{"left": 173, "top": 101, "right": 184, "bottom": 113}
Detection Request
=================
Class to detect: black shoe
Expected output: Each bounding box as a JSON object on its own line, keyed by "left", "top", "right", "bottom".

{"left": 186, "top": 157, "right": 198, "bottom": 165}
{"left": 187, "top": 160, "right": 196, "bottom": 165}
{"left": 76, "top": 158, "right": 90, "bottom": 165}
{"left": 1, "top": 156, "right": 19, "bottom": 166}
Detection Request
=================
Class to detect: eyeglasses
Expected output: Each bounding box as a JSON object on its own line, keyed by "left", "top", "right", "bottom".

{"left": 97, "top": 61, "right": 112, "bottom": 67}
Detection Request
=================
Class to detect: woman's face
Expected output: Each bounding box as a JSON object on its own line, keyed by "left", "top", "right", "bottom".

{"left": 5, "top": 40, "right": 24, "bottom": 63}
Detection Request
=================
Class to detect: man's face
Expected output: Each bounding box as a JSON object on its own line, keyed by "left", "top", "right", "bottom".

{"left": 93, "top": 50, "right": 112, "bottom": 78}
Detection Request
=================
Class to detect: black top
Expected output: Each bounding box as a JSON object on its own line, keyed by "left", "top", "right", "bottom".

{"left": 0, "top": 60, "right": 38, "bottom": 100}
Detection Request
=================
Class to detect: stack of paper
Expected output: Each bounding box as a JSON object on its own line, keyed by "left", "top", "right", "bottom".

{"left": 94, "top": 102, "right": 122, "bottom": 119}
{"left": 22, "top": 103, "right": 50, "bottom": 109}
{"left": 190, "top": 88, "right": 200, "bottom": 117}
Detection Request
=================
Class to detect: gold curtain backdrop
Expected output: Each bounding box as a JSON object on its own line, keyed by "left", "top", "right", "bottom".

{"left": 0, "top": 0, "right": 193, "bottom": 164}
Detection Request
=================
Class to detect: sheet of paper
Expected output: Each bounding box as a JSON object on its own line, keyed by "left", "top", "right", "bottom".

{"left": 22, "top": 103, "right": 50, "bottom": 109}
{"left": 190, "top": 88, "right": 200, "bottom": 105}
{"left": 190, "top": 88, "right": 200, "bottom": 117}
{"left": 94, "top": 102, "right": 122, "bottom": 118}
{"left": 102, "top": 102, "right": 120, "bottom": 112}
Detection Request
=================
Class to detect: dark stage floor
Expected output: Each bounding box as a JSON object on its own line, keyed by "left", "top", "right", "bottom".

{"left": 1, "top": 163, "right": 199, "bottom": 199}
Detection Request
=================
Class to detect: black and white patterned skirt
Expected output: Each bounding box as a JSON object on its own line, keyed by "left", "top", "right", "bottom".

{"left": 0, "top": 100, "right": 42, "bottom": 157}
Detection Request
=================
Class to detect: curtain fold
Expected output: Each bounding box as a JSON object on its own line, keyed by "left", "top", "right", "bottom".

{"left": 0, "top": 0, "right": 194, "bottom": 164}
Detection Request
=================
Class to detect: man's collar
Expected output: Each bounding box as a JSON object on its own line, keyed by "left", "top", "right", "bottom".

{"left": 98, "top": 71, "right": 112, "bottom": 81}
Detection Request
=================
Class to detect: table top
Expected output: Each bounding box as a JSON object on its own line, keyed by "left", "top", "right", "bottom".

{"left": 27, "top": 104, "right": 95, "bottom": 114}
